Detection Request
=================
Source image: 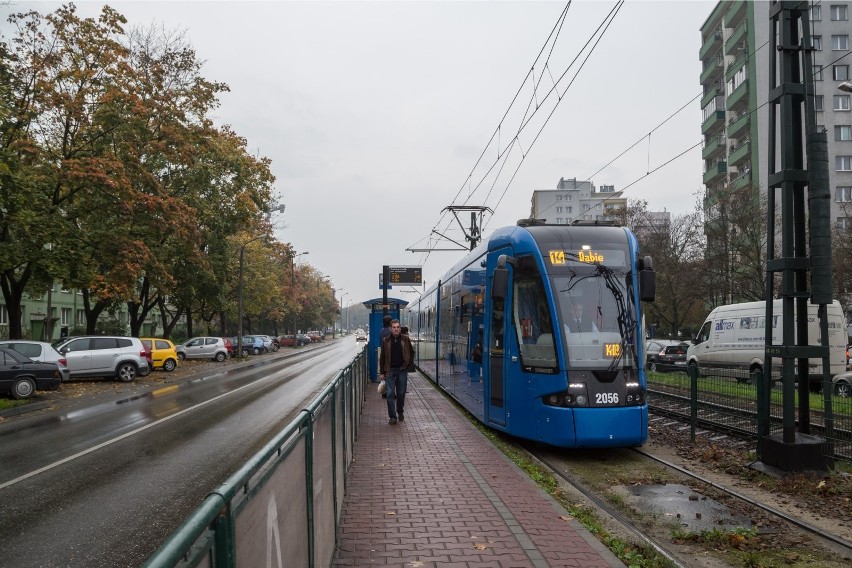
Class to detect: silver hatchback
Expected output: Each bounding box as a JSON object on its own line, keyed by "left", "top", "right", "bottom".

{"left": 176, "top": 337, "right": 229, "bottom": 362}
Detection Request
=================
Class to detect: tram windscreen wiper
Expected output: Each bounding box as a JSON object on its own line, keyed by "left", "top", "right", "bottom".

{"left": 595, "top": 263, "right": 635, "bottom": 372}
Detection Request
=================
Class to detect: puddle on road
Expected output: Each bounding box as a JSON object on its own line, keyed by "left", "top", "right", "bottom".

{"left": 615, "top": 483, "right": 754, "bottom": 533}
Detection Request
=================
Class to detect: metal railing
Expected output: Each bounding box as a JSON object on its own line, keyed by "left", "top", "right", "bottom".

{"left": 143, "top": 346, "right": 368, "bottom": 567}
{"left": 647, "top": 365, "right": 851, "bottom": 463}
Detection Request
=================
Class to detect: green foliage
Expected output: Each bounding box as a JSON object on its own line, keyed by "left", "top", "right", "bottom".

{"left": 0, "top": 4, "right": 286, "bottom": 338}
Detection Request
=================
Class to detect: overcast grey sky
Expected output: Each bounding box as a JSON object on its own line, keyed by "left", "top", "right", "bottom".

{"left": 5, "top": 0, "right": 714, "bottom": 313}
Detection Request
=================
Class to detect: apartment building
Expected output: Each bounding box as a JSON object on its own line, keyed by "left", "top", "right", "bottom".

{"left": 700, "top": 0, "right": 852, "bottom": 227}
{"left": 0, "top": 286, "right": 159, "bottom": 341}
{"left": 530, "top": 177, "right": 626, "bottom": 223}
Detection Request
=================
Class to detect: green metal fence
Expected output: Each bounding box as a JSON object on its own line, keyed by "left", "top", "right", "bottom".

{"left": 143, "top": 346, "right": 368, "bottom": 568}
{"left": 647, "top": 365, "right": 851, "bottom": 464}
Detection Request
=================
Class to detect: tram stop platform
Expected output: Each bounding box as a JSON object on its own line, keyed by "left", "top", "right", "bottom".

{"left": 332, "top": 372, "right": 622, "bottom": 567}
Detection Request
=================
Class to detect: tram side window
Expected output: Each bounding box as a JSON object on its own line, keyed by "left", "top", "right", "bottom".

{"left": 513, "top": 262, "right": 557, "bottom": 371}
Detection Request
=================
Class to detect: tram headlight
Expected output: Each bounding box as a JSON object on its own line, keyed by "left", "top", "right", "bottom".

{"left": 542, "top": 382, "right": 589, "bottom": 408}
{"left": 567, "top": 382, "right": 589, "bottom": 407}
{"left": 625, "top": 382, "right": 646, "bottom": 405}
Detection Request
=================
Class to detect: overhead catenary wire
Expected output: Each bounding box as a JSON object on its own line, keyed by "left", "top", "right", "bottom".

{"left": 410, "top": 0, "right": 626, "bottom": 258}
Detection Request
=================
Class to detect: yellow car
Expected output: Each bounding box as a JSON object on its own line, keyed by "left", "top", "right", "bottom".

{"left": 140, "top": 338, "right": 179, "bottom": 372}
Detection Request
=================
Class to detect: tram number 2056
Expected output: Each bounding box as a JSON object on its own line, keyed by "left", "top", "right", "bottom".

{"left": 595, "top": 392, "right": 619, "bottom": 405}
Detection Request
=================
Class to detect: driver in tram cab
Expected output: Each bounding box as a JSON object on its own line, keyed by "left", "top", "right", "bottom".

{"left": 564, "top": 288, "right": 598, "bottom": 334}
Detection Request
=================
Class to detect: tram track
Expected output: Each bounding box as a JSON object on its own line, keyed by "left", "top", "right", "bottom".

{"left": 632, "top": 446, "right": 852, "bottom": 554}
{"left": 522, "top": 438, "right": 852, "bottom": 567}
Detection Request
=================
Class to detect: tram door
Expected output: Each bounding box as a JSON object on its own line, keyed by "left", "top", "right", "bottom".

{"left": 487, "top": 263, "right": 509, "bottom": 426}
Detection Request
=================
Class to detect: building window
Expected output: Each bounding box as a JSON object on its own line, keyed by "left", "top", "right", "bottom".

{"left": 816, "top": 95, "right": 824, "bottom": 111}
{"left": 812, "top": 36, "right": 823, "bottom": 51}
{"left": 837, "top": 186, "right": 852, "bottom": 202}
{"left": 0, "top": 305, "right": 7, "bottom": 325}
{"left": 61, "top": 307, "right": 71, "bottom": 326}
{"left": 814, "top": 65, "right": 823, "bottom": 81}
{"left": 556, "top": 206, "right": 562, "bottom": 213}
{"left": 834, "top": 65, "right": 850, "bottom": 81}
{"left": 583, "top": 204, "right": 590, "bottom": 211}
{"left": 566, "top": 206, "right": 572, "bottom": 213}
{"left": 836, "top": 95, "right": 851, "bottom": 110}
{"left": 76, "top": 309, "right": 85, "bottom": 326}
{"left": 838, "top": 217, "right": 852, "bottom": 229}
{"left": 811, "top": 5, "right": 822, "bottom": 20}
{"left": 833, "top": 35, "right": 850, "bottom": 50}
{"left": 836, "top": 156, "right": 852, "bottom": 170}
{"left": 831, "top": 4, "right": 848, "bottom": 20}
{"left": 556, "top": 218, "right": 563, "bottom": 224}
{"left": 836, "top": 125, "right": 852, "bottom": 140}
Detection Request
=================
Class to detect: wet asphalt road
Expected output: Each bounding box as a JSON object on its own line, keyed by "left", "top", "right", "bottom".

{"left": 0, "top": 340, "right": 361, "bottom": 568}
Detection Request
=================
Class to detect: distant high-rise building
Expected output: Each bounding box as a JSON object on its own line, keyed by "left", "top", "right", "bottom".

{"left": 530, "top": 177, "right": 626, "bottom": 223}
{"left": 699, "top": 0, "right": 852, "bottom": 227}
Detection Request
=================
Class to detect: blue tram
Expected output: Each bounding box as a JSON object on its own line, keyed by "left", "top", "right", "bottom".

{"left": 407, "top": 219, "right": 656, "bottom": 448}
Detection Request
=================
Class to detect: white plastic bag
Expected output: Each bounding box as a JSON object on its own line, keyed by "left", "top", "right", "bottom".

{"left": 378, "top": 379, "right": 386, "bottom": 395}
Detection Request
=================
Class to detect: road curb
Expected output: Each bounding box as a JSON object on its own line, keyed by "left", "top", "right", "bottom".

{"left": 0, "top": 400, "right": 51, "bottom": 418}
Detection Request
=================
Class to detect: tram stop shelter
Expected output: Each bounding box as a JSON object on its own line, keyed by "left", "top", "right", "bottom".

{"left": 362, "top": 297, "right": 408, "bottom": 382}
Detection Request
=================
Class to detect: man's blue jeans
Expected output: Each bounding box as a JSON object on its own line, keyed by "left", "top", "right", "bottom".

{"left": 385, "top": 368, "right": 408, "bottom": 419}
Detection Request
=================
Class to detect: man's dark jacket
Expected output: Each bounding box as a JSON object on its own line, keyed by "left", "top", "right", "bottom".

{"left": 379, "top": 333, "right": 413, "bottom": 375}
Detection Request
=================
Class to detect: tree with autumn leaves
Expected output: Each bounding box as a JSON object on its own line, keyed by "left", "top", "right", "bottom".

{"left": 0, "top": 4, "right": 337, "bottom": 339}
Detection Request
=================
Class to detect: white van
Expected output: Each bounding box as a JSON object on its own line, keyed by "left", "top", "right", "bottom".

{"left": 686, "top": 300, "right": 846, "bottom": 383}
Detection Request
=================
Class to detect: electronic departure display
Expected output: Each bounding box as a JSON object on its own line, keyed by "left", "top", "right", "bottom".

{"left": 388, "top": 266, "right": 422, "bottom": 286}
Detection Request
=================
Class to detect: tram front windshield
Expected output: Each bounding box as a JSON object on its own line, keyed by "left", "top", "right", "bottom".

{"left": 551, "top": 270, "right": 637, "bottom": 370}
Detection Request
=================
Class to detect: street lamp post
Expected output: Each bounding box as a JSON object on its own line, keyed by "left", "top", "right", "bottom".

{"left": 238, "top": 234, "right": 267, "bottom": 358}
{"left": 291, "top": 251, "right": 309, "bottom": 338}
{"left": 339, "top": 292, "right": 349, "bottom": 335}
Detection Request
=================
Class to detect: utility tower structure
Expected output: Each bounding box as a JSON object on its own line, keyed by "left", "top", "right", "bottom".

{"left": 759, "top": 1, "right": 834, "bottom": 472}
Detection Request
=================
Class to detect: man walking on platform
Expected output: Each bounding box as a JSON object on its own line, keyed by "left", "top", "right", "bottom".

{"left": 379, "top": 319, "right": 413, "bottom": 424}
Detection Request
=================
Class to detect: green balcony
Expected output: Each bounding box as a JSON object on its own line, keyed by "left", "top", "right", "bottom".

{"left": 702, "top": 135, "right": 725, "bottom": 160}
{"left": 726, "top": 79, "right": 749, "bottom": 111}
{"left": 700, "top": 29, "right": 723, "bottom": 60}
{"left": 727, "top": 140, "right": 751, "bottom": 166}
{"left": 728, "top": 112, "right": 749, "bottom": 137}
{"left": 725, "top": 52, "right": 748, "bottom": 81}
{"left": 702, "top": 110, "right": 726, "bottom": 134}
{"left": 725, "top": 21, "right": 747, "bottom": 55}
{"left": 700, "top": 57, "right": 724, "bottom": 84}
{"left": 732, "top": 170, "right": 752, "bottom": 190}
{"left": 725, "top": 0, "right": 746, "bottom": 29}
{"left": 701, "top": 86, "right": 721, "bottom": 108}
{"left": 704, "top": 161, "right": 727, "bottom": 184}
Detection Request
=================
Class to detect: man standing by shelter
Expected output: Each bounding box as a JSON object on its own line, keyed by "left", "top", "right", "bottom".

{"left": 379, "top": 319, "right": 413, "bottom": 424}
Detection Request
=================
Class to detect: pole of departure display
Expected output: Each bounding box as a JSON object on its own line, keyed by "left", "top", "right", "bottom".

{"left": 382, "top": 265, "right": 389, "bottom": 318}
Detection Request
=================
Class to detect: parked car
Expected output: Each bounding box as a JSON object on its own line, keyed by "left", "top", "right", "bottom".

{"left": 0, "top": 348, "right": 62, "bottom": 399}
{"left": 645, "top": 339, "right": 687, "bottom": 372}
{"left": 653, "top": 343, "right": 689, "bottom": 372}
{"left": 54, "top": 336, "right": 150, "bottom": 382}
{"left": 296, "top": 333, "right": 312, "bottom": 346}
{"left": 0, "top": 340, "right": 70, "bottom": 382}
{"left": 307, "top": 331, "right": 323, "bottom": 343}
{"left": 355, "top": 329, "right": 368, "bottom": 342}
{"left": 832, "top": 371, "right": 851, "bottom": 398}
{"left": 140, "top": 338, "right": 179, "bottom": 372}
{"left": 176, "top": 337, "right": 229, "bottom": 362}
{"left": 234, "top": 336, "right": 265, "bottom": 356}
{"left": 278, "top": 335, "right": 308, "bottom": 347}
{"left": 221, "top": 337, "right": 236, "bottom": 357}
{"left": 257, "top": 335, "right": 275, "bottom": 352}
